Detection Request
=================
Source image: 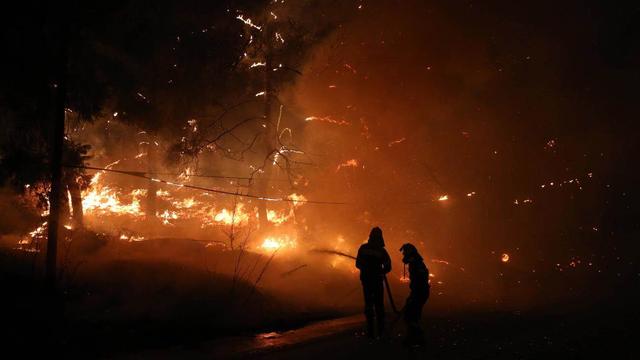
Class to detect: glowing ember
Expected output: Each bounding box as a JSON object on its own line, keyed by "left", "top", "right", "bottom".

{"left": 158, "top": 209, "right": 179, "bottom": 225}
{"left": 438, "top": 195, "right": 449, "bottom": 201}
{"left": 501, "top": 253, "right": 510, "bottom": 262}
{"left": 336, "top": 159, "right": 359, "bottom": 172}
{"left": 119, "top": 234, "right": 145, "bottom": 242}
{"left": 172, "top": 197, "right": 197, "bottom": 209}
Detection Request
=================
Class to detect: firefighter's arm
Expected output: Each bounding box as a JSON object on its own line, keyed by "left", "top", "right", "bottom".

{"left": 355, "top": 247, "right": 363, "bottom": 269}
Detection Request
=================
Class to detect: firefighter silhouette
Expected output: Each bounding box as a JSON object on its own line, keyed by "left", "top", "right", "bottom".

{"left": 356, "top": 227, "right": 392, "bottom": 338}
{"left": 399, "top": 243, "right": 430, "bottom": 346}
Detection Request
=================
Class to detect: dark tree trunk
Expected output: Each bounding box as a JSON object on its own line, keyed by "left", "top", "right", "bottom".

{"left": 46, "top": 47, "right": 67, "bottom": 292}
{"left": 68, "top": 182, "right": 83, "bottom": 228}
{"left": 257, "top": 34, "right": 275, "bottom": 231}
{"left": 60, "top": 187, "right": 71, "bottom": 225}
{"left": 146, "top": 139, "right": 157, "bottom": 221}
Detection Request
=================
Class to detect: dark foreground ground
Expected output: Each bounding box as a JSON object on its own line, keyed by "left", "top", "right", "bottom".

{"left": 2, "top": 243, "right": 638, "bottom": 359}
{"left": 123, "top": 298, "right": 638, "bottom": 360}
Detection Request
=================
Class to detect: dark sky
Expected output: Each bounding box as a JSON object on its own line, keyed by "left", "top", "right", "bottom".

{"left": 282, "top": 0, "right": 640, "bottom": 300}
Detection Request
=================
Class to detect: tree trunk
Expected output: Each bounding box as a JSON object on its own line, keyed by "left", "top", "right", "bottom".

{"left": 256, "top": 171, "right": 272, "bottom": 230}
{"left": 257, "top": 34, "right": 275, "bottom": 231}
{"left": 68, "top": 182, "right": 83, "bottom": 228}
{"left": 60, "top": 188, "right": 71, "bottom": 226}
{"left": 45, "top": 41, "right": 68, "bottom": 292}
{"left": 146, "top": 138, "right": 157, "bottom": 221}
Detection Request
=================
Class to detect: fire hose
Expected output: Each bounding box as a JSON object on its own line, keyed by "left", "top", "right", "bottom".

{"left": 311, "top": 249, "right": 402, "bottom": 315}
{"left": 383, "top": 274, "right": 401, "bottom": 315}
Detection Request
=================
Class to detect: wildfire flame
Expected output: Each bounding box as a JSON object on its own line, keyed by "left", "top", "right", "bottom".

{"left": 82, "top": 173, "right": 145, "bottom": 216}
{"left": 260, "top": 235, "right": 296, "bottom": 251}
{"left": 212, "top": 205, "right": 250, "bottom": 226}
{"left": 20, "top": 161, "right": 309, "bottom": 253}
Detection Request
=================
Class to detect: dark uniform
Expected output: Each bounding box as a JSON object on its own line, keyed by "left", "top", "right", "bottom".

{"left": 400, "top": 243, "right": 430, "bottom": 346}
{"left": 356, "top": 228, "right": 391, "bottom": 338}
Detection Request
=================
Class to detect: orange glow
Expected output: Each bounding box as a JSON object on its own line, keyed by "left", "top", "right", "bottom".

{"left": 260, "top": 235, "right": 296, "bottom": 251}
{"left": 501, "top": 253, "right": 510, "bottom": 262}
{"left": 328, "top": 235, "right": 354, "bottom": 269}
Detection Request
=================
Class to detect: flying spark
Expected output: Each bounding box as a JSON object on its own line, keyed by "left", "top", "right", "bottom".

{"left": 236, "top": 15, "right": 261, "bottom": 30}
{"left": 336, "top": 159, "right": 359, "bottom": 172}
{"left": 388, "top": 137, "right": 406, "bottom": 147}
{"left": 305, "top": 116, "right": 350, "bottom": 126}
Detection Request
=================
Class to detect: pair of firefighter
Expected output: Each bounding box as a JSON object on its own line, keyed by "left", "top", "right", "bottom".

{"left": 355, "top": 227, "right": 429, "bottom": 346}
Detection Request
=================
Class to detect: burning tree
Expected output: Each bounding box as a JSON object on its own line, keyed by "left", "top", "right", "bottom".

{"left": 170, "top": 2, "right": 348, "bottom": 232}
{"left": 2, "top": 1, "right": 353, "bottom": 288}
